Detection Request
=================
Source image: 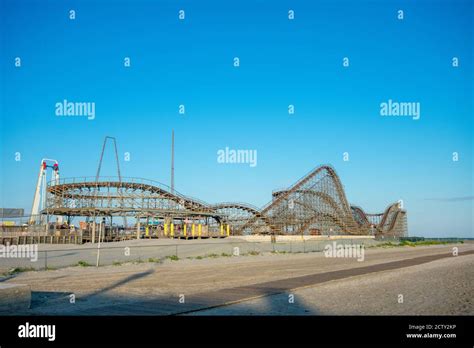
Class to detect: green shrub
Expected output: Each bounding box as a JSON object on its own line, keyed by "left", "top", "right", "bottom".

{"left": 247, "top": 251, "right": 260, "bottom": 256}
{"left": 77, "top": 260, "right": 91, "bottom": 267}
{"left": 147, "top": 257, "right": 161, "bottom": 263}
{"left": 8, "top": 267, "right": 35, "bottom": 274}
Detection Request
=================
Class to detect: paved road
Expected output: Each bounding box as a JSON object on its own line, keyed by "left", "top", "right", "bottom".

{"left": 0, "top": 237, "right": 377, "bottom": 272}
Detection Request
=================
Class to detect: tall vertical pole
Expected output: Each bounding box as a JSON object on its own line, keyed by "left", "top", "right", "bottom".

{"left": 96, "top": 219, "right": 102, "bottom": 267}
{"left": 91, "top": 220, "right": 96, "bottom": 244}
{"left": 136, "top": 216, "right": 141, "bottom": 240}
{"left": 171, "top": 130, "right": 175, "bottom": 194}
{"left": 41, "top": 172, "right": 47, "bottom": 225}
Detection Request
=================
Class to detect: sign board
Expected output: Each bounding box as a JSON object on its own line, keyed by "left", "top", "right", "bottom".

{"left": 0, "top": 208, "right": 25, "bottom": 218}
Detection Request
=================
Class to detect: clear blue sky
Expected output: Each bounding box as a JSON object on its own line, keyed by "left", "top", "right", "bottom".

{"left": 1, "top": 0, "right": 472, "bottom": 237}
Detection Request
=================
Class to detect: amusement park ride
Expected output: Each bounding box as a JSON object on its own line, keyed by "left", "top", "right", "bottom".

{"left": 27, "top": 136, "right": 408, "bottom": 238}
{"left": 29, "top": 159, "right": 62, "bottom": 226}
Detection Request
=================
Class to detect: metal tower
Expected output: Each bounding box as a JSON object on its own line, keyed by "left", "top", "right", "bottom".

{"left": 29, "top": 159, "right": 61, "bottom": 225}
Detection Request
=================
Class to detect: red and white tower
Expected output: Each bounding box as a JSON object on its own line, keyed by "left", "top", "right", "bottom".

{"left": 29, "top": 159, "right": 61, "bottom": 225}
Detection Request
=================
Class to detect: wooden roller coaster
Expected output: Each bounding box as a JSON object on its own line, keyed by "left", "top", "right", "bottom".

{"left": 43, "top": 165, "right": 407, "bottom": 237}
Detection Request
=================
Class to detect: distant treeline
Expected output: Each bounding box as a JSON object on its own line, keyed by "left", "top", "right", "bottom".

{"left": 401, "top": 236, "right": 472, "bottom": 242}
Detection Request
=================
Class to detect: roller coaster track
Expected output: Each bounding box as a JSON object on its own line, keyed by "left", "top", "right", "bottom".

{"left": 211, "top": 203, "right": 274, "bottom": 233}
{"left": 45, "top": 177, "right": 219, "bottom": 219}
{"left": 351, "top": 205, "right": 371, "bottom": 226}
{"left": 212, "top": 202, "right": 261, "bottom": 215}
{"left": 350, "top": 203, "right": 407, "bottom": 237}
{"left": 43, "top": 166, "right": 407, "bottom": 237}
{"left": 262, "top": 165, "right": 352, "bottom": 214}
{"left": 235, "top": 165, "right": 406, "bottom": 236}
{"left": 276, "top": 190, "right": 353, "bottom": 226}
{"left": 237, "top": 165, "right": 359, "bottom": 235}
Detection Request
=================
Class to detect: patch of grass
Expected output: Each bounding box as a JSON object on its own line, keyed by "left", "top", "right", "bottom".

{"left": 112, "top": 261, "right": 123, "bottom": 266}
{"left": 408, "top": 240, "right": 455, "bottom": 246}
{"left": 376, "top": 242, "right": 399, "bottom": 248}
{"left": 246, "top": 251, "right": 260, "bottom": 256}
{"left": 166, "top": 255, "right": 179, "bottom": 261}
{"left": 221, "top": 253, "right": 232, "bottom": 257}
{"left": 147, "top": 257, "right": 162, "bottom": 263}
{"left": 45, "top": 266, "right": 57, "bottom": 271}
{"left": 206, "top": 253, "right": 220, "bottom": 258}
{"left": 376, "top": 239, "right": 462, "bottom": 249}
{"left": 399, "top": 240, "right": 416, "bottom": 247}
{"left": 77, "top": 260, "right": 91, "bottom": 267}
{"left": 195, "top": 256, "right": 203, "bottom": 260}
{"left": 7, "top": 267, "right": 35, "bottom": 275}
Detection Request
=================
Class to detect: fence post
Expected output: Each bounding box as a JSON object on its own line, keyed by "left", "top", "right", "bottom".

{"left": 175, "top": 245, "right": 178, "bottom": 258}
{"left": 96, "top": 222, "right": 102, "bottom": 268}
{"left": 44, "top": 251, "right": 48, "bottom": 270}
{"left": 303, "top": 240, "right": 306, "bottom": 253}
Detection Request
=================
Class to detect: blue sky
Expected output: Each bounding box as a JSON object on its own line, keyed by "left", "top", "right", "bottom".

{"left": 1, "top": 0, "right": 472, "bottom": 237}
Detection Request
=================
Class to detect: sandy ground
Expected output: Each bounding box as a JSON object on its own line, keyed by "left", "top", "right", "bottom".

{"left": 192, "top": 254, "right": 474, "bottom": 315}
{"left": 1, "top": 243, "right": 472, "bottom": 315}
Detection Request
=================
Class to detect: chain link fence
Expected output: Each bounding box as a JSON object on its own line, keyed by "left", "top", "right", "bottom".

{"left": 0, "top": 239, "right": 382, "bottom": 272}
